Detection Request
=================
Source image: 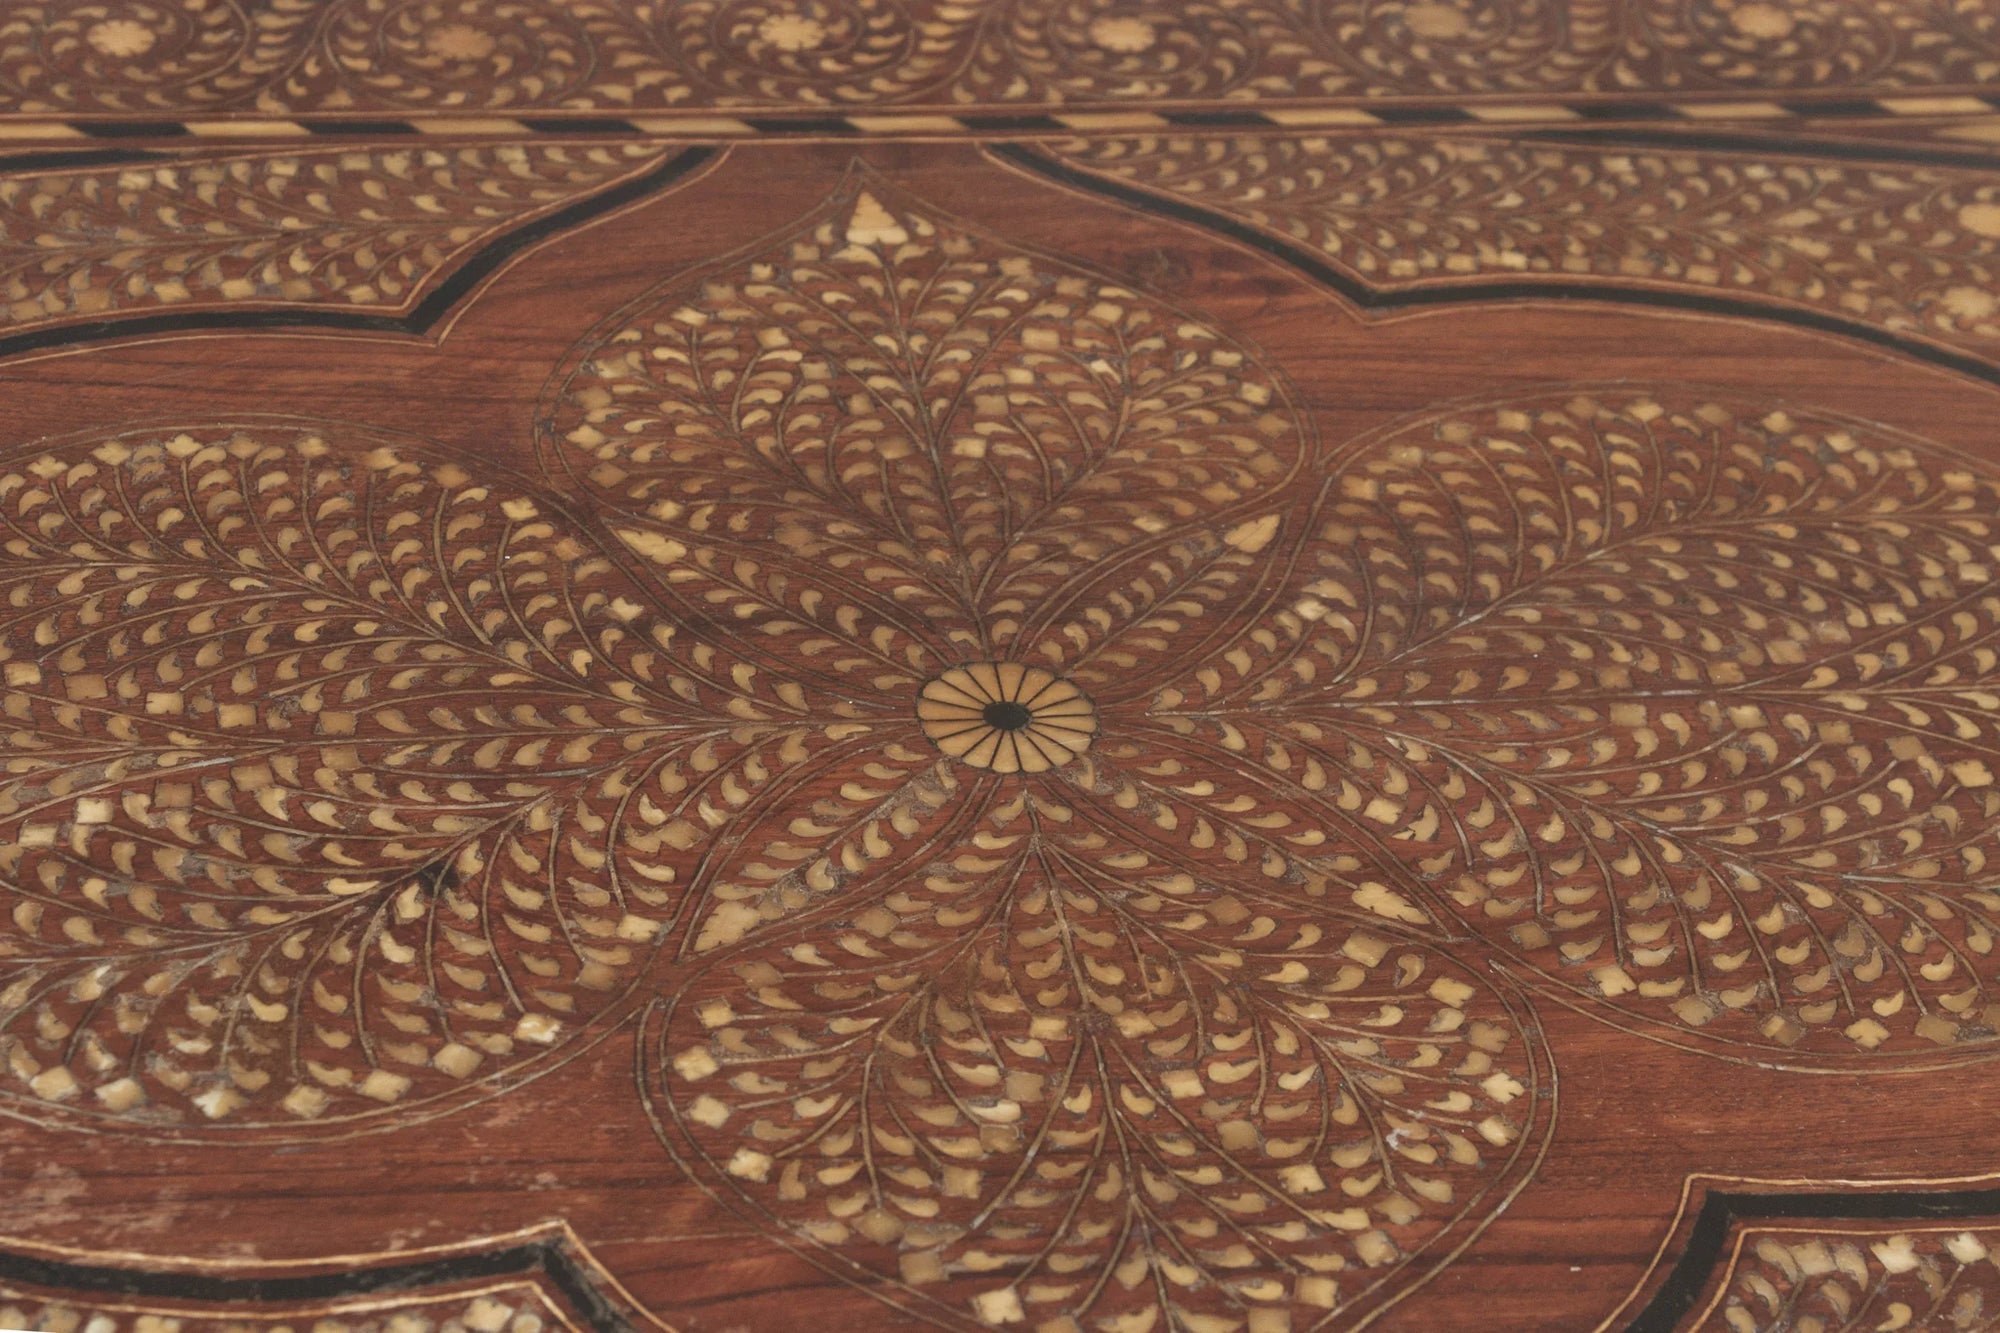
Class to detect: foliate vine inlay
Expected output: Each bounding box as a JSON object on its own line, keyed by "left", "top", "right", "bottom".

{"left": 1039, "top": 133, "right": 2000, "bottom": 370}
{"left": 0, "top": 0, "right": 1997, "bottom": 114}
{"left": 12, "top": 168, "right": 2000, "bottom": 1329}
{"left": 0, "top": 1284, "right": 564, "bottom": 1333}
{"left": 0, "top": 142, "right": 669, "bottom": 334}
{"left": 548, "top": 178, "right": 2000, "bottom": 1068}
{"left": 1695, "top": 1227, "right": 2000, "bottom": 1332}
{"left": 0, "top": 424, "right": 742, "bottom": 1127}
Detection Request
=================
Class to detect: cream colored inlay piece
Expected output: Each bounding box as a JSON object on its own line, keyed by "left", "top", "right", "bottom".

{"left": 918, "top": 664, "right": 1097, "bottom": 774}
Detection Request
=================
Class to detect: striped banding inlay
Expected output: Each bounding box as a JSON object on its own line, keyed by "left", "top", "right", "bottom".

{"left": 0, "top": 96, "right": 1994, "bottom": 142}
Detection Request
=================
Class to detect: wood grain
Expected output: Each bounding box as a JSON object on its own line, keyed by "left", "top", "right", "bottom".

{"left": 0, "top": 9, "right": 1999, "bottom": 1333}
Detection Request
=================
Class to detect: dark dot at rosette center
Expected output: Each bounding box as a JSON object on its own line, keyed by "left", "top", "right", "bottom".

{"left": 982, "top": 700, "right": 1035, "bottom": 732}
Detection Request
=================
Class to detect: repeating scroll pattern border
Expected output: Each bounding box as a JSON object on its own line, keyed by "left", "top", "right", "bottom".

{"left": 1619, "top": 1177, "right": 2000, "bottom": 1333}
{"left": 0, "top": 142, "right": 716, "bottom": 359}
{"left": 0, "top": 0, "right": 1998, "bottom": 116}
{"left": 1008, "top": 132, "right": 2000, "bottom": 388}
{"left": 0, "top": 1223, "right": 650, "bottom": 1333}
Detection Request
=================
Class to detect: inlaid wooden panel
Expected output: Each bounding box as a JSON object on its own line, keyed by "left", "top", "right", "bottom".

{"left": 4, "top": 0, "right": 2000, "bottom": 116}
{"left": 2, "top": 6, "right": 2000, "bottom": 1333}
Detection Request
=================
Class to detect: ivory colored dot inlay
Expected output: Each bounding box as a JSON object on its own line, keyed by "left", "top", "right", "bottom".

{"left": 1959, "top": 202, "right": 2000, "bottom": 239}
{"left": 1402, "top": 3, "right": 1471, "bottom": 39}
{"left": 758, "top": 15, "right": 829, "bottom": 52}
{"left": 425, "top": 23, "right": 497, "bottom": 60}
{"left": 1728, "top": 2, "right": 1797, "bottom": 39}
{"left": 85, "top": 18, "right": 158, "bottom": 58}
{"left": 918, "top": 663, "right": 1097, "bottom": 774}
{"left": 1088, "top": 16, "right": 1157, "bottom": 53}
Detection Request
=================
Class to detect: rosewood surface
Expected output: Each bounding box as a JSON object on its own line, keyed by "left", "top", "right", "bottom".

{"left": 1, "top": 5, "right": 1999, "bottom": 1333}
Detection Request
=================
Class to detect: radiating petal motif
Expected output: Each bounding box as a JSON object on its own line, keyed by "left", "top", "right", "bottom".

{"left": 0, "top": 421, "right": 859, "bottom": 1128}
{"left": 1175, "top": 389, "right": 2000, "bottom": 1061}
{"left": 537, "top": 174, "right": 1312, "bottom": 689}
{"left": 519, "top": 164, "right": 2000, "bottom": 1324}
{"left": 918, "top": 663, "right": 1098, "bottom": 774}
{"left": 648, "top": 791, "right": 1550, "bottom": 1332}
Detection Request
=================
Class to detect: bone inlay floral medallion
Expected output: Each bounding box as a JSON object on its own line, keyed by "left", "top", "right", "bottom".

{"left": 916, "top": 664, "right": 1098, "bottom": 774}
{"left": 8, "top": 17, "right": 2000, "bottom": 1333}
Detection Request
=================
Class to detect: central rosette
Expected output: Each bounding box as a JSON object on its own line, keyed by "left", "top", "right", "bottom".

{"left": 916, "top": 662, "right": 1097, "bottom": 773}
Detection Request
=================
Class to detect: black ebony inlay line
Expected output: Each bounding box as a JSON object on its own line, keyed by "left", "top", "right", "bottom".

{"left": 993, "top": 142, "right": 2000, "bottom": 390}
{"left": 744, "top": 116, "right": 857, "bottom": 135}
{"left": 0, "top": 144, "right": 717, "bottom": 364}
{"left": 1624, "top": 1187, "right": 2000, "bottom": 1333}
{"left": 1782, "top": 99, "right": 1890, "bottom": 118}
{"left": 1367, "top": 106, "right": 1476, "bottom": 124}
{"left": 0, "top": 148, "right": 160, "bottom": 174}
{"left": 1524, "top": 124, "right": 2000, "bottom": 170}
{"left": 0, "top": 1238, "right": 631, "bottom": 1333}
{"left": 1569, "top": 102, "right": 1682, "bottom": 121}
{"left": 13, "top": 96, "right": 1983, "bottom": 143}
{"left": 302, "top": 120, "right": 423, "bottom": 136}
{"left": 517, "top": 117, "right": 640, "bottom": 134}
{"left": 75, "top": 111, "right": 1988, "bottom": 154}
{"left": 1160, "top": 110, "right": 1267, "bottom": 128}
{"left": 958, "top": 114, "right": 1066, "bottom": 133}
{"left": 76, "top": 121, "right": 191, "bottom": 139}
